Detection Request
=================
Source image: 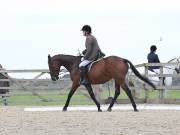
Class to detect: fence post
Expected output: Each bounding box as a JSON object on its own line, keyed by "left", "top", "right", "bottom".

{"left": 144, "top": 65, "right": 149, "bottom": 102}
{"left": 159, "top": 66, "right": 165, "bottom": 100}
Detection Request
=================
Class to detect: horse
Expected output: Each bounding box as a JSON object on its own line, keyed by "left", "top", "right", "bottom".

{"left": 48, "top": 54, "right": 156, "bottom": 112}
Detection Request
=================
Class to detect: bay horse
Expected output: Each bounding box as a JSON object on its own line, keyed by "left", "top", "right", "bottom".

{"left": 48, "top": 54, "right": 156, "bottom": 112}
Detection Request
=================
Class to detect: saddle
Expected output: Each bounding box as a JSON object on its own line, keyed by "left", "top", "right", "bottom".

{"left": 82, "top": 50, "right": 105, "bottom": 72}
{"left": 86, "top": 58, "right": 104, "bottom": 72}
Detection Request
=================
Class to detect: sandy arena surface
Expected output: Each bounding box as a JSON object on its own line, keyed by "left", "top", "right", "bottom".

{"left": 0, "top": 105, "right": 180, "bottom": 135}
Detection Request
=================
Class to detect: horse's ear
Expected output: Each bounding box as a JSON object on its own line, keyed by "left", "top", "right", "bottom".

{"left": 48, "top": 54, "right": 51, "bottom": 62}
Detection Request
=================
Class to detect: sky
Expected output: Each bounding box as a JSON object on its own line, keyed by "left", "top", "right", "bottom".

{"left": 0, "top": 0, "right": 180, "bottom": 71}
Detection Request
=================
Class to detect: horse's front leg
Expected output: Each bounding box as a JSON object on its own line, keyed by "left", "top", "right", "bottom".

{"left": 63, "top": 82, "right": 79, "bottom": 111}
{"left": 85, "top": 84, "right": 102, "bottom": 112}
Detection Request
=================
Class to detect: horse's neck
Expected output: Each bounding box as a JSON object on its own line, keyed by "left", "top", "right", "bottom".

{"left": 59, "top": 55, "right": 80, "bottom": 72}
{"left": 163, "top": 67, "right": 174, "bottom": 74}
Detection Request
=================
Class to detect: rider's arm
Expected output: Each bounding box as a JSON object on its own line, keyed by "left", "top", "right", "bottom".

{"left": 82, "top": 49, "right": 87, "bottom": 55}
{"left": 84, "top": 37, "right": 93, "bottom": 60}
{"left": 155, "top": 54, "right": 160, "bottom": 63}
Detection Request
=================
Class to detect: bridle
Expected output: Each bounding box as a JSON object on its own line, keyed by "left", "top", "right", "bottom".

{"left": 51, "top": 70, "right": 60, "bottom": 80}
{"left": 48, "top": 63, "right": 60, "bottom": 81}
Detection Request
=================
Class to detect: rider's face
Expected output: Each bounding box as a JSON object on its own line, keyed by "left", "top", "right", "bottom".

{"left": 82, "top": 31, "right": 89, "bottom": 37}
{"left": 82, "top": 31, "right": 86, "bottom": 36}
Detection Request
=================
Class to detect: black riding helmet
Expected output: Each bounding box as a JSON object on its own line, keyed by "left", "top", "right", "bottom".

{"left": 150, "top": 45, "right": 157, "bottom": 52}
{"left": 81, "top": 25, "right": 91, "bottom": 34}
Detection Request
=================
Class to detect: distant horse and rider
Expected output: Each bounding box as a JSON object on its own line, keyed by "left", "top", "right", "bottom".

{"left": 128, "top": 45, "right": 180, "bottom": 98}
{"left": 48, "top": 54, "right": 156, "bottom": 112}
{"left": 147, "top": 45, "right": 180, "bottom": 86}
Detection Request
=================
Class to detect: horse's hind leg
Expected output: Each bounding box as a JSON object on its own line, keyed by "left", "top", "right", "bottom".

{"left": 85, "top": 84, "right": 102, "bottom": 112}
{"left": 121, "top": 82, "right": 138, "bottom": 112}
{"left": 107, "top": 81, "right": 120, "bottom": 112}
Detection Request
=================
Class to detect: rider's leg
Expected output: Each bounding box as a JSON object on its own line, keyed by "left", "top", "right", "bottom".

{"left": 79, "top": 60, "right": 91, "bottom": 85}
{"left": 79, "top": 66, "right": 90, "bottom": 85}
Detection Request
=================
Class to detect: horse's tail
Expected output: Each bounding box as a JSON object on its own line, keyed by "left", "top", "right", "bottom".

{"left": 123, "top": 59, "right": 156, "bottom": 89}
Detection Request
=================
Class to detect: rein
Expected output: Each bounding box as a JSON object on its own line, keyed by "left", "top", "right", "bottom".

{"left": 164, "top": 66, "right": 180, "bottom": 73}
{"left": 164, "top": 66, "right": 176, "bottom": 70}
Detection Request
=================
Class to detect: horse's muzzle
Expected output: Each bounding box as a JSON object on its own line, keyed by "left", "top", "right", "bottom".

{"left": 52, "top": 76, "right": 59, "bottom": 81}
{"left": 175, "top": 68, "right": 180, "bottom": 73}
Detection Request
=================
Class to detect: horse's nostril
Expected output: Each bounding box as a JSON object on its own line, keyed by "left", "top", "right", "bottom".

{"left": 175, "top": 68, "right": 180, "bottom": 73}
{"left": 52, "top": 77, "right": 56, "bottom": 81}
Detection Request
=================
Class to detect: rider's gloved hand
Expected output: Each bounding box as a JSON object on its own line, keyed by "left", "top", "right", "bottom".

{"left": 81, "top": 57, "right": 84, "bottom": 61}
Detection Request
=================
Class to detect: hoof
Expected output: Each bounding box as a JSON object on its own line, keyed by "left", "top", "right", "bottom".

{"left": 62, "top": 107, "right": 67, "bottom": 111}
{"left": 107, "top": 108, "right": 112, "bottom": 112}
{"left": 98, "top": 109, "right": 102, "bottom": 112}
{"left": 134, "top": 109, "right": 139, "bottom": 112}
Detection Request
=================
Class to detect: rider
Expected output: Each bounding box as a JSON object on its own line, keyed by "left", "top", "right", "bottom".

{"left": 147, "top": 45, "right": 160, "bottom": 72}
{"left": 79, "top": 25, "right": 105, "bottom": 85}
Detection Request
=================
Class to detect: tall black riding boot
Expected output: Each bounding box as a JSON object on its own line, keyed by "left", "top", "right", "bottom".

{"left": 79, "top": 67, "right": 90, "bottom": 85}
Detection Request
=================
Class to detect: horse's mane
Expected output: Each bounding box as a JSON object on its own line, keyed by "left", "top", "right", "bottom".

{"left": 52, "top": 54, "right": 82, "bottom": 62}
